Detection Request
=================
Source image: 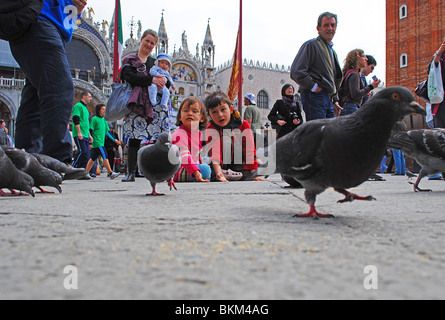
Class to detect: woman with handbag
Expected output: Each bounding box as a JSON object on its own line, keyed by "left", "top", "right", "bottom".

{"left": 119, "top": 29, "right": 172, "bottom": 182}
{"left": 431, "top": 38, "right": 445, "bottom": 128}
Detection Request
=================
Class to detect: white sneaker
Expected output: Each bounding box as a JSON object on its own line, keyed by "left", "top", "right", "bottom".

{"left": 108, "top": 172, "right": 121, "bottom": 180}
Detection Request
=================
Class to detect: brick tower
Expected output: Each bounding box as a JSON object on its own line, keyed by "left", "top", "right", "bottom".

{"left": 387, "top": 1, "right": 444, "bottom": 128}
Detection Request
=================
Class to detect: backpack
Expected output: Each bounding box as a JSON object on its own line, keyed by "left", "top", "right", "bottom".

{"left": 0, "top": 0, "right": 43, "bottom": 41}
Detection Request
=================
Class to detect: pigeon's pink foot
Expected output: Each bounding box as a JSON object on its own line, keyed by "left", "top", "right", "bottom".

{"left": 146, "top": 187, "right": 164, "bottom": 196}
{"left": 168, "top": 178, "right": 177, "bottom": 191}
{"left": 335, "top": 188, "right": 376, "bottom": 203}
{"left": 293, "top": 205, "right": 334, "bottom": 219}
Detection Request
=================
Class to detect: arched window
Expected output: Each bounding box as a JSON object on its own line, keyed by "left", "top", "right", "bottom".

{"left": 257, "top": 90, "right": 269, "bottom": 109}
{"left": 400, "top": 54, "right": 408, "bottom": 68}
{"left": 66, "top": 39, "right": 102, "bottom": 88}
{"left": 399, "top": 5, "right": 407, "bottom": 19}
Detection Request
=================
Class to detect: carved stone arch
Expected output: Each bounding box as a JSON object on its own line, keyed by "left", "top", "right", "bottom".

{"left": 70, "top": 30, "right": 110, "bottom": 75}
{"left": 0, "top": 92, "right": 17, "bottom": 119}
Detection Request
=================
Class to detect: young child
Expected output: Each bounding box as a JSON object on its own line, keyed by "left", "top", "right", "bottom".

{"left": 172, "top": 97, "right": 211, "bottom": 182}
{"left": 149, "top": 53, "right": 176, "bottom": 108}
{"left": 85, "top": 104, "right": 121, "bottom": 180}
{"left": 204, "top": 91, "right": 260, "bottom": 182}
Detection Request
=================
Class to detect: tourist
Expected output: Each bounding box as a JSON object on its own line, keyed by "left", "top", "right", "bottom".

{"left": 120, "top": 29, "right": 172, "bottom": 182}
{"left": 8, "top": 0, "right": 87, "bottom": 163}
{"left": 290, "top": 12, "right": 343, "bottom": 120}
{"left": 84, "top": 104, "right": 121, "bottom": 180}
{"left": 172, "top": 97, "right": 211, "bottom": 183}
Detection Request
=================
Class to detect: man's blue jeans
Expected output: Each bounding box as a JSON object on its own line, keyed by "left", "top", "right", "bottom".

{"left": 72, "top": 137, "right": 90, "bottom": 169}
{"left": 301, "top": 90, "right": 334, "bottom": 121}
{"left": 9, "top": 19, "right": 74, "bottom": 163}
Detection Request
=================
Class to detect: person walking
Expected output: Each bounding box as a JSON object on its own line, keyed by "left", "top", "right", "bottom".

{"left": 8, "top": 0, "right": 87, "bottom": 163}
{"left": 72, "top": 91, "right": 93, "bottom": 170}
{"left": 120, "top": 29, "right": 172, "bottom": 182}
{"left": 431, "top": 38, "right": 445, "bottom": 128}
{"left": 290, "top": 12, "right": 343, "bottom": 120}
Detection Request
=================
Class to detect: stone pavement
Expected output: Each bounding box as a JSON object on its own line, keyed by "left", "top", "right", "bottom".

{"left": 1, "top": 173, "right": 445, "bottom": 300}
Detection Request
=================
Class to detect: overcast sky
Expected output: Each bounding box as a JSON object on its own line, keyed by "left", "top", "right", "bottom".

{"left": 89, "top": 0, "right": 386, "bottom": 83}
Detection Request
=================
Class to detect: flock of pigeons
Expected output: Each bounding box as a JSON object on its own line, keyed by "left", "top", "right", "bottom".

{"left": 1, "top": 87, "right": 444, "bottom": 219}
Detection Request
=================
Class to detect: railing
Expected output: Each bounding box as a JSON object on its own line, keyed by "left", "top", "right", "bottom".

{"left": 0, "top": 77, "right": 25, "bottom": 88}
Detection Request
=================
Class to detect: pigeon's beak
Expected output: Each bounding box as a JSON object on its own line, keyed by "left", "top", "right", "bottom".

{"left": 409, "top": 101, "right": 426, "bottom": 116}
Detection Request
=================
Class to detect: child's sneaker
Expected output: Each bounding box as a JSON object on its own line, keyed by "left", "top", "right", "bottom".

{"left": 108, "top": 172, "right": 121, "bottom": 180}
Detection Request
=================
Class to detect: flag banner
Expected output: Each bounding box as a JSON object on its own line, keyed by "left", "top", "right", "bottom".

{"left": 227, "top": 27, "right": 243, "bottom": 103}
{"left": 113, "top": 0, "right": 123, "bottom": 82}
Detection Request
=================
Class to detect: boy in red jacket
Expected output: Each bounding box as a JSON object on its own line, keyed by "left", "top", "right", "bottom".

{"left": 204, "top": 91, "right": 261, "bottom": 182}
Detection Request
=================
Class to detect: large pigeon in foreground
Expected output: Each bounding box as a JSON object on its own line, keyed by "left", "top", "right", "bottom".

{"left": 31, "top": 153, "right": 87, "bottom": 180}
{"left": 2, "top": 146, "right": 63, "bottom": 193}
{"left": 0, "top": 145, "right": 35, "bottom": 197}
{"left": 137, "top": 132, "right": 181, "bottom": 196}
{"left": 269, "top": 86, "right": 425, "bottom": 219}
{"left": 388, "top": 128, "right": 445, "bottom": 192}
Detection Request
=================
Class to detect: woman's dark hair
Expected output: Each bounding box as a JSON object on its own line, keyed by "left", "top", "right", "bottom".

{"left": 281, "top": 84, "right": 295, "bottom": 97}
{"left": 204, "top": 90, "right": 232, "bottom": 112}
{"left": 95, "top": 103, "right": 106, "bottom": 117}
{"left": 176, "top": 96, "right": 209, "bottom": 130}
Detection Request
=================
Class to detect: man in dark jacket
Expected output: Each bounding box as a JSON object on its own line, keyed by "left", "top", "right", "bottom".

{"left": 290, "top": 12, "right": 343, "bottom": 121}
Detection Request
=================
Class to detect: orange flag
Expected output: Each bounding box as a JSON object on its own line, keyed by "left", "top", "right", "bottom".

{"left": 227, "top": 27, "right": 243, "bottom": 103}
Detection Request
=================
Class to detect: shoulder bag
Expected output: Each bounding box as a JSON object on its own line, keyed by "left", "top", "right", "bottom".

{"left": 105, "top": 64, "right": 132, "bottom": 121}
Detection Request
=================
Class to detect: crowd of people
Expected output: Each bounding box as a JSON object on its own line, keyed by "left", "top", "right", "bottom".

{"left": 3, "top": 4, "right": 445, "bottom": 188}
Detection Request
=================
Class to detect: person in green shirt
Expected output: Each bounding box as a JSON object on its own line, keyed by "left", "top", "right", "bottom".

{"left": 85, "top": 104, "right": 121, "bottom": 180}
{"left": 72, "top": 91, "right": 93, "bottom": 170}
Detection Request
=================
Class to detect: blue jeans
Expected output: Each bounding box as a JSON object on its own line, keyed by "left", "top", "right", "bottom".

{"left": 72, "top": 137, "right": 90, "bottom": 169}
{"left": 9, "top": 19, "right": 74, "bottom": 163}
{"left": 340, "top": 102, "right": 359, "bottom": 116}
{"left": 392, "top": 149, "right": 406, "bottom": 175}
{"left": 301, "top": 90, "right": 334, "bottom": 121}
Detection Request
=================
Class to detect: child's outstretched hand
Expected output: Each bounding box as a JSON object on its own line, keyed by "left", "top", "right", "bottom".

{"left": 193, "top": 171, "right": 210, "bottom": 183}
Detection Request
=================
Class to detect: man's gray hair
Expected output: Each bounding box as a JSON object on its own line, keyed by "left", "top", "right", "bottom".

{"left": 317, "top": 12, "right": 338, "bottom": 28}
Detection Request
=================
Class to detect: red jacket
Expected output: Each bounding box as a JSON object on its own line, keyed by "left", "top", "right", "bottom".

{"left": 205, "top": 119, "right": 258, "bottom": 171}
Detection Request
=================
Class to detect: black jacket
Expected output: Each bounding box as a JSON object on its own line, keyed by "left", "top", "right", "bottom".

{"left": 268, "top": 98, "right": 304, "bottom": 139}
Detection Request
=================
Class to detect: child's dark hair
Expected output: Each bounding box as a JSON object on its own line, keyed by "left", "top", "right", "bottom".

{"left": 176, "top": 96, "right": 209, "bottom": 130}
{"left": 204, "top": 90, "right": 232, "bottom": 112}
{"left": 95, "top": 103, "right": 106, "bottom": 117}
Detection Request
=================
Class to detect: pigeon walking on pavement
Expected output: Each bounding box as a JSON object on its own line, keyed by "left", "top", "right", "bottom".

{"left": 388, "top": 128, "right": 445, "bottom": 192}
{"left": 31, "top": 153, "right": 87, "bottom": 180}
{"left": 0, "top": 145, "right": 35, "bottom": 197}
{"left": 137, "top": 132, "right": 181, "bottom": 196}
{"left": 2, "top": 146, "right": 63, "bottom": 194}
{"left": 271, "top": 86, "right": 426, "bottom": 219}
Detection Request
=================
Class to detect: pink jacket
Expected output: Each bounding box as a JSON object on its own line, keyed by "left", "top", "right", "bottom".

{"left": 172, "top": 125, "right": 204, "bottom": 180}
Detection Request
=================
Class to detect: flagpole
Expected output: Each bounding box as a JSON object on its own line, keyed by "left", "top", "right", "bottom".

{"left": 113, "top": 0, "right": 119, "bottom": 82}
{"left": 238, "top": 0, "right": 243, "bottom": 110}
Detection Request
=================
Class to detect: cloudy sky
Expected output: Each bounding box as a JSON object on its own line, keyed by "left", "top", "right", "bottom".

{"left": 89, "top": 0, "right": 386, "bottom": 83}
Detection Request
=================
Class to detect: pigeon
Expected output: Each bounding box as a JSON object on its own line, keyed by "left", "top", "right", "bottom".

{"left": 270, "top": 86, "right": 426, "bottom": 219}
{"left": 388, "top": 128, "right": 445, "bottom": 192}
{"left": 31, "top": 153, "right": 87, "bottom": 180}
{"left": 137, "top": 132, "right": 181, "bottom": 196}
{"left": 2, "top": 146, "right": 63, "bottom": 194}
{"left": 0, "top": 145, "right": 35, "bottom": 197}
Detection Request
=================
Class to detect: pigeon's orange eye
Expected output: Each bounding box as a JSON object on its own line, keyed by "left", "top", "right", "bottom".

{"left": 392, "top": 93, "right": 400, "bottom": 100}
